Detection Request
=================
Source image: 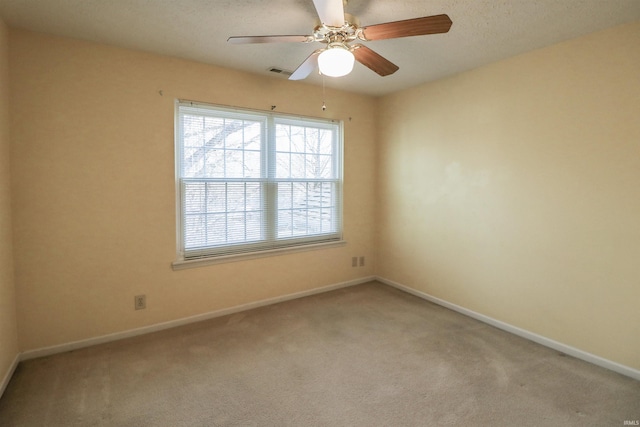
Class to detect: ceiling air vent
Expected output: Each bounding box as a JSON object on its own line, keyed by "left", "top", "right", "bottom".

{"left": 268, "top": 67, "right": 293, "bottom": 77}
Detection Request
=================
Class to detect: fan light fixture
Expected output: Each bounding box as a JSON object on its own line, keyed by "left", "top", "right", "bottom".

{"left": 318, "top": 45, "right": 354, "bottom": 77}
{"left": 228, "top": 0, "right": 454, "bottom": 82}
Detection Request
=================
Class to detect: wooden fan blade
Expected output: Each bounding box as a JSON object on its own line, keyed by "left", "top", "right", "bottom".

{"left": 289, "top": 49, "right": 323, "bottom": 80}
{"left": 352, "top": 44, "right": 399, "bottom": 76}
{"left": 361, "top": 14, "right": 452, "bottom": 41}
{"left": 312, "top": 0, "right": 345, "bottom": 27}
{"left": 228, "top": 35, "right": 311, "bottom": 44}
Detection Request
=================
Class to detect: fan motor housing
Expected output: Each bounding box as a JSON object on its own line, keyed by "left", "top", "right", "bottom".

{"left": 313, "top": 13, "right": 360, "bottom": 44}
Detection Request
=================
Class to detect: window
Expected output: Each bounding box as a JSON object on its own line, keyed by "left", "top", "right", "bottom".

{"left": 174, "top": 101, "right": 343, "bottom": 266}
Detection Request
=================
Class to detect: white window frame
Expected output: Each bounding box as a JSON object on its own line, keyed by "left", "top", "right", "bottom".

{"left": 172, "top": 100, "right": 344, "bottom": 269}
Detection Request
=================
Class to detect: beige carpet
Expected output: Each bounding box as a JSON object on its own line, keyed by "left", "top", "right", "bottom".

{"left": 1, "top": 281, "right": 638, "bottom": 426}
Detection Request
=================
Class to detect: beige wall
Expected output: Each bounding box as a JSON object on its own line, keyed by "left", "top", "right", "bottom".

{"left": 9, "top": 30, "right": 376, "bottom": 352}
{"left": 377, "top": 21, "right": 640, "bottom": 370}
{"left": 0, "top": 17, "right": 19, "bottom": 384}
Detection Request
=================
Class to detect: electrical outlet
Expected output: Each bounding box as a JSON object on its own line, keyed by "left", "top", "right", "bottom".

{"left": 352, "top": 256, "right": 358, "bottom": 267}
{"left": 134, "top": 295, "right": 146, "bottom": 310}
{"left": 359, "top": 256, "right": 365, "bottom": 267}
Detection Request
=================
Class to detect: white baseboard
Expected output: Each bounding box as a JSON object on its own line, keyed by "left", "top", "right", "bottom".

{"left": 377, "top": 276, "right": 640, "bottom": 382}
{"left": 21, "top": 276, "right": 376, "bottom": 361}
{"left": 13, "top": 274, "right": 638, "bottom": 390}
{"left": 0, "top": 353, "right": 20, "bottom": 398}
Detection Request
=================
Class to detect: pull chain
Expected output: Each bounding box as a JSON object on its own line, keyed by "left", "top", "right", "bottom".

{"left": 322, "top": 73, "right": 327, "bottom": 111}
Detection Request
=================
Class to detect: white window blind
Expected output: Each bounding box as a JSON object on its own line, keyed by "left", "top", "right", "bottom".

{"left": 175, "top": 101, "right": 343, "bottom": 261}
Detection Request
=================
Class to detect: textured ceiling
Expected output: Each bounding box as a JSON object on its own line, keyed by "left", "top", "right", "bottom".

{"left": 1, "top": 0, "right": 639, "bottom": 96}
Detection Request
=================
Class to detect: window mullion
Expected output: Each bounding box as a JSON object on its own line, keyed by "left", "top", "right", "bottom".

{"left": 204, "top": 182, "right": 209, "bottom": 247}
{"left": 265, "top": 116, "right": 276, "bottom": 243}
{"left": 224, "top": 183, "right": 228, "bottom": 244}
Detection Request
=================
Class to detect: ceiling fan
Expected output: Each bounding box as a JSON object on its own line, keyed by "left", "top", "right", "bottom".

{"left": 227, "top": 0, "right": 452, "bottom": 80}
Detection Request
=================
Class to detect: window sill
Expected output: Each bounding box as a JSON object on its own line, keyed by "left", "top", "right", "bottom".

{"left": 172, "top": 240, "right": 347, "bottom": 271}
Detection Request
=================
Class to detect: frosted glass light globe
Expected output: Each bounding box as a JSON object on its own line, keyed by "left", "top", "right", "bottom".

{"left": 318, "top": 47, "right": 355, "bottom": 77}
